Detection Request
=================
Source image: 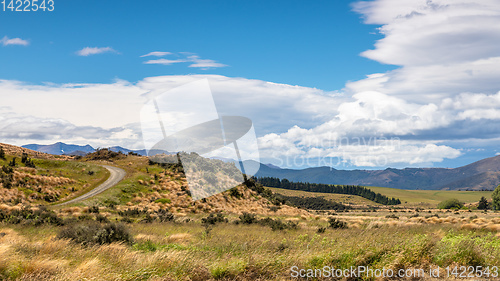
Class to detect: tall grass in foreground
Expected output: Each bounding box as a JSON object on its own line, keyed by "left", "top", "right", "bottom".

{"left": 1, "top": 221, "right": 500, "bottom": 280}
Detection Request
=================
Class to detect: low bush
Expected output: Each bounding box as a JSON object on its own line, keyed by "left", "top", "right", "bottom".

{"left": 0, "top": 205, "right": 63, "bottom": 226}
{"left": 58, "top": 221, "right": 133, "bottom": 246}
{"left": 259, "top": 217, "right": 298, "bottom": 231}
{"left": 154, "top": 198, "right": 171, "bottom": 204}
{"left": 237, "top": 212, "right": 258, "bottom": 224}
{"left": 328, "top": 217, "right": 347, "bottom": 229}
{"left": 156, "top": 209, "right": 175, "bottom": 222}
{"left": 317, "top": 226, "right": 326, "bottom": 233}
{"left": 202, "top": 213, "right": 228, "bottom": 225}
{"left": 438, "top": 198, "right": 464, "bottom": 209}
{"left": 118, "top": 208, "right": 146, "bottom": 217}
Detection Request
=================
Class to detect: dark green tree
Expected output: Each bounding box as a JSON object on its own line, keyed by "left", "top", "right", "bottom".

{"left": 8, "top": 157, "right": 16, "bottom": 167}
{"left": 492, "top": 185, "right": 500, "bottom": 210}
{"left": 0, "top": 147, "right": 5, "bottom": 160}
{"left": 477, "top": 196, "right": 489, "bottom": 210}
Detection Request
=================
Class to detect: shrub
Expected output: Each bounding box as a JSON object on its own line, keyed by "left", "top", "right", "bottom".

{"left": 259, "top": 217, "right": 298, "bottom": 231}
{"left": 96, "top": 214, "right": 109, "bottom": 223}
{"left": 202, "top": 213, "right": 227, "bottom": 225}
{"left": 269, "top": 206, "right": 280, "bottom": 212}
{"left": 154, "top": 198, "right": 171, "bottom": 204}
{"left": 8, "top": 157, "right": 16, "bottom": 167}
{"left": 328, "top": 217, "right": 347, "bottom": 229}
{"left": 0, "top": 205, "right": 63, "bottom": 226}
{"left": 385, "top": 214, "right": 399, "bottom": 219}
{"left": 89, "top": 205, "right": 100, "bottom": 214}
{"left": 58, "top": 221, "right": 133, "bottom": 246}
{"left": 155, "top": 209, "right": 175, "bottom": 222}
{"left": 141, "top": 214, "right": 155, "bottom": 223}
{"left": 229, "top": 187, "right": 242, "bottom": 198}
{"left": 238, "top": 212, "right": 257, "bottom": 224}
{"left": 477, "top": 196, "right": 489, "bottom": 210}
{"left": 0, "top": 147, "right": 5, "bottom": 159}
{"left": 438, "top": 198, "right": 464, "bottom": 209}
{"left": 317, "top": 227, "right": 326, "bottom": 233}
{"left": 121, "top": 217, "right": 134, "bottom": 223}
{"left": 118, "top": 208, "right": 145, "bottom": 217}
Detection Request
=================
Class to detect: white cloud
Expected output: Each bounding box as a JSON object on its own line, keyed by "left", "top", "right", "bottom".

{"left": 1, "top": 36, "right": 29, "bottom": 46}
{"left": 140, "top": 51, "right": 172, "bottom": 57}
{"left": 143, "top": 58, "right": 186, "bottom": 65}
{"left": 251, "top": 0, "right": 500, "bottom": 167}
{"left": 347, "top": 0, "right": 500, "bottom": 103}
{"left": 76, "top": 47, "right": 118, "bottom": 56}
{"left": 0, "top": 107, "right": 141, "bottom": 149}
{"left": 141, "top": 52, "right": 227, "bottom": 69}
{"left": 0, "top": 75, "right": 340, "bottom": 150}
{"left": 186, "top": 55, "right": 227, "bottom": 69}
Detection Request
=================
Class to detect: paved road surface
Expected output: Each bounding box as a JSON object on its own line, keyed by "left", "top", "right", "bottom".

{"left": 56, "top": 165, "right": 126, "bottom": 206}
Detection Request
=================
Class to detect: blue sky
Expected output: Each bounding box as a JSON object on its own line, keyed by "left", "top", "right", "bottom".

{"left": 1, "top": 0, "right": 500, "bottom": 170}
{"left": 0, "top": 0, "right": 392, "bottom": 90}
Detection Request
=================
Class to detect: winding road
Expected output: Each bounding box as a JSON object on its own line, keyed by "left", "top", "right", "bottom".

{"left": 56, "top": 165, "right": 126, "bottom": 206}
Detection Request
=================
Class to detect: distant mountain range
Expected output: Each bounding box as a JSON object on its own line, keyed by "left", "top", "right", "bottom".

{"left": 22, "top": 142, "right": 500, "bottom": 190}
{"left": 252, "top": 155, "right": 500, "bottom": 191}
{"left": 22, "top": 142, "right": 147, "bottom": 156}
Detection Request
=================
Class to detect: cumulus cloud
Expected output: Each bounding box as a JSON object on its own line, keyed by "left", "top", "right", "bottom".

{"left": 76, "top": 47, "right": 118, "bottom": 56}
{"left": 1, "top": 36, "right": 29, "bottom": 46}
{"left": 252, "top": 0, "right": 498, "bottom": 167}
{"left": 0, "top": 108, "right": 142, "bottom": 149}
{"left": 347, "top": 0, "right": 500, "bottom": 102}
{"left": 253, "top": 0, "right": 500, "bottom": 167}
{"left": 141, "top": 52, "right": 227, "bottom": 69}
{"left": 0, "top": 75, "right": 340, "bottom": 150}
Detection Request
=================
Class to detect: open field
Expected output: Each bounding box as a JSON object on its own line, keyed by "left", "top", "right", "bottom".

{"left": 2, "top": 148, "right": 500, "bottom": 280}
{"left": 2, "top": 209, "right": 500, "bottom": 280}
{"left": 367, "top": 186, "right": 493, "bottom": 207}
{"left": 270, "top": 186, "right": 493, "bottom": 208}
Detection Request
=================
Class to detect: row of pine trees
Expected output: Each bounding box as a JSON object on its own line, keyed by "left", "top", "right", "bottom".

{"left": 256, "top": 177, "right": 401, "bottom": 205}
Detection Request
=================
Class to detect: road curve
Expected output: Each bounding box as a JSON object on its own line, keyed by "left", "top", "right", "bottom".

{"left": 56, "top": 165, "right": 126, "bottom": 206}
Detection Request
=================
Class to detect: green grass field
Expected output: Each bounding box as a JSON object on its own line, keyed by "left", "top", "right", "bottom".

{"left": 367, "top": 186, "right": 492, "bottom": 206}
{"left": 270, "top": 186, "right": 493, "bottom": 208}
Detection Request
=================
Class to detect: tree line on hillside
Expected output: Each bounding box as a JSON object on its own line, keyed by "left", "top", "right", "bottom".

{"left": 256, "top": 177, "right": 401, "bottom": 205}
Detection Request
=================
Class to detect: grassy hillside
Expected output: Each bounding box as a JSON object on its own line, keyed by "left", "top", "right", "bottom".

{"left": 0, "top": 151, "right": 107, "bottom": 205}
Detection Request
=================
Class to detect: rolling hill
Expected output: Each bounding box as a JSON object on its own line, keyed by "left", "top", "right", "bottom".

{"left": 253, "top": 155, "right": 500, "bottom": 190}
